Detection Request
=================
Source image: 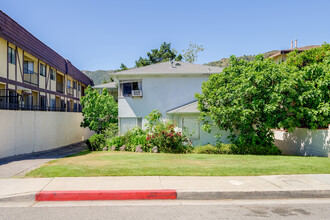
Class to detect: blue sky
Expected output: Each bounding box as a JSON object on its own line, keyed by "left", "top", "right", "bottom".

{"left": 1, "top": 0, "right": 330, "bottom": 70}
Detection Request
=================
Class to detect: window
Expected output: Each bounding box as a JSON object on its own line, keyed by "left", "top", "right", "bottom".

{"left": 8, "top": 47, "right": 16, "bottom": 65}
{"left": 40, "top": 96, "right": 46, "bottom": 111}
{"left": 23, "top": 61, "right": 34, "bottom": 73}
{"left": 50, "top": 69, "right": 55, "bottom": 80}
{"left": 182, "top": 118, "right": 200, "bottom": 139}
{"left": 50, "top": 99, "right": 56, "bottom": 110}
{"left": 120, "top": 81, "right": 142, "bottom": 97}
{"left": 67, "top": 80, "right": 71, "bottom": 88}
{"left": 78, "top": 84, "right": 81, "bottom": 91}
{"left": 73, "top": 81, "right": 77, "bottom": 89}
{"left": 120, "top": 118, "right": 139, "bottom": 134}
{"left": 40, "top": 64, "right": 46, "bottom": 77}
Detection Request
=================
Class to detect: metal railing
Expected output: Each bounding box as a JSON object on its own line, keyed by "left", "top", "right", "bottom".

{"left": 0, "top": 102, "right": 82, "bottom": 112}
{"left": 56, "top": 82, "right": 64, "bottom": 93}
{"left": 23, "top": 68, "right": 39, "bottom": 86}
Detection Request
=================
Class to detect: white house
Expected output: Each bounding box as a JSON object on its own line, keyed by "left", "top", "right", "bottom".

{"left": 113, "top": 61, "right": 231, "bottom": 146}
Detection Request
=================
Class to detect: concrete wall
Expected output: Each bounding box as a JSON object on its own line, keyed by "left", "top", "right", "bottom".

{"left": 273, "top": 127, "right": 330, "bottom": 157}
{"left": 0, "top": 110, "right": 94, "bottom": 159}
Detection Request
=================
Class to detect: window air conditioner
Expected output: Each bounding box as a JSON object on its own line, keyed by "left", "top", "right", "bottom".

{"left": 132, "top": 90, "right": 142, "bottom": 97}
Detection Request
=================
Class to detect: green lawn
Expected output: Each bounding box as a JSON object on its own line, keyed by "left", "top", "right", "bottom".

{"left": 26, "top": 151, "right": 330, "bottom": 177}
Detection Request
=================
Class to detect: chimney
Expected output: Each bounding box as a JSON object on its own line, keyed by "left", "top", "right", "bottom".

{"left": 295, "top": 39, "right": 297, "bottom": 48}
{"left": 290, "top": 41, "right": 293, "bottom": 49}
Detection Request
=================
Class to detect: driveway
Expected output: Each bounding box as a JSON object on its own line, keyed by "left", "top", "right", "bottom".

{"left": 0, "top": 142, "right": 87, "bottom": 178}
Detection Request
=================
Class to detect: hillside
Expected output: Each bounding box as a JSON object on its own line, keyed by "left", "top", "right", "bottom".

{"left": 81, "top": 70, "right": 115, "bottom": 85}
{"left": 206, "top": 50, "right": 279, "bottom": 68}
{"left": 83, "top": 51, "right": 279, "bottom": 85}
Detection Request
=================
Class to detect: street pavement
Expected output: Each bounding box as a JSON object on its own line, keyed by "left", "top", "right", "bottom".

{"left": 1, "top": 174, "right": 330, "bottom": 202}
{"left": 1, "top": 199, "right": 330, "bottom": 219}
{"left": 0, "top": 142, "right": 88, "bottom": 178}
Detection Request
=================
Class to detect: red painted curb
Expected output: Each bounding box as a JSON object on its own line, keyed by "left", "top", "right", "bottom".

{"left": 35, "top": 190, "right": 177, "bottom": 201}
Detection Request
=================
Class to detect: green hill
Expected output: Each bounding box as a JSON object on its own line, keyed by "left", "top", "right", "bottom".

{"left": 81, "top": 70, "right": 115, "bottom": 85}
{"left": 206, "top": 50, "right": 279, "bottom": 68}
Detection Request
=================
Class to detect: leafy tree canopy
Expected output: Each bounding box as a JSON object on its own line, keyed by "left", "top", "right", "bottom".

{"left": 182, "top": 43, "right": 204, "bottom": 63}
{"left": 80, "top": 86, "right": 118, "bottom": 132}
{"left": 135, "top": 42, "right": 183, "bottom": 67}
{"left": 196, "top": 44, "right": 330, "bottom": 154}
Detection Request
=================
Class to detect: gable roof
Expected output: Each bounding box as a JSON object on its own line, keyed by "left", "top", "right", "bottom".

{"left": 0, "top": 10, "right": 93, "bottom": 86}
{"left": 93, "top": 82, "right": 117, "bottom": 89}
{"left": 167, "top": 100, "right": 200, "bottom": 114}
{"left": 114, "top": 61, "right": 223, "bottom": 76}
{"left": 267, "top": 45, "right": 321, "bottom": 59}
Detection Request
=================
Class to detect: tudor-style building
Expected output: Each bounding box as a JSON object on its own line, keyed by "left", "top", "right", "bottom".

{"left": 0, "top": 10, "right": 93, "bottom": 112}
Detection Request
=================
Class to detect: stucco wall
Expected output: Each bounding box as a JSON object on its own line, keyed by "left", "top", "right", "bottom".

{"left": 273, "top": 127, "right": 330, "bottom": 157}
{"left": 0, "top": 110, "right": 94, "bottom": 159}
{"left": 118, "top": 75, "right": 210, "bottom": 133}
{"left": 171, "top": 113, "right": 231, "bottom": 146}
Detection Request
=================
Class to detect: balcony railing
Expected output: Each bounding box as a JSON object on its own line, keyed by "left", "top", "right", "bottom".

{"left": 67, "top": 87, "right": 74, "bottom": 96}
{"left": 56, "top": 82, "right": 64, "bottom": 93}
{"left": 23, "top": 68, "right": 39, "bottom": 86}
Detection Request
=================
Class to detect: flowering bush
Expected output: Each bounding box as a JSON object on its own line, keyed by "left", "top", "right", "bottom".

{"left": 145, "top": 110, "right": 192, "bottom": 153}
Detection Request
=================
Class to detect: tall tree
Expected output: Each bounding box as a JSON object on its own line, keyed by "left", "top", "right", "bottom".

{"left": 196, "top": 44, "right": 330, "bottom": 155}
{"left": 80, "top": 86, "right": 118, "bottom": 133}
{"left": 182, "top": 43, "right": 204, "bottom": 63}
{"left": 135, "top": 42, "right": 183, "bottom": 67}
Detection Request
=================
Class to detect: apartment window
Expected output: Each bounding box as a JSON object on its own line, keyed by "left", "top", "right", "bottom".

{"left": 8, "top": 47, "right": 16, "bottom": 65}
{"left": 78, "top": 84, "right": 81, "bottom": 91}
{"left": 50, "top": 69, "right": 55, "bottom": 80}
{"left": 50, "top": 98, "right": 56, "bottom": 110}
{"left": 67, "top": 80, "right": 71, "bottom": 88}
{"left": 23, "top": 61, "right": 34, "bottom": 73}
{"left": 40, "top": 64, "right": 46, "bottom": 77}
{"left": 40, "top": 96, "right": 46, "bottom": 111}
{"left": 120, "top": 81, "right": 142, "bottom": 97}
{"left": 73, "top": 81, "right": 77, "bottom": 89}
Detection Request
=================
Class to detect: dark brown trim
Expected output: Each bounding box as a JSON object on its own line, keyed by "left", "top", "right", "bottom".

{"left": 6, "top": 42, "right": 9, "bottom": 79}
{"left": 15, "top": 46, "right": 17, "bottom": 82}
{"left": 17, "top": 48, "right": 23, "bottom": 81}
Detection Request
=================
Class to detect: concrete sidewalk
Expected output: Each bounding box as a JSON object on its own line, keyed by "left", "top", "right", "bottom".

{"left": 1, "top": 174, "right": 330, "bottom": 201}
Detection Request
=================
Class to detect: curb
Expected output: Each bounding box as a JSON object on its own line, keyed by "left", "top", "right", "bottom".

{"left": 35, "top": 190, "right": 177, "bottom": 201}
{"left": 2, "top": 189, "right": 330, "bottom": 202}
{"left": 177, "top": 190, "right": 330, "bottom": 200}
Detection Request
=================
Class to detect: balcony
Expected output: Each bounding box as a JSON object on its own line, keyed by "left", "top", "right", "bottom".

{"left": 67, "top": 87, "right": 74, "bottom": 96}
{"left": 23, "top": 68, "right": 39, "bottom": 86}
{"left": 56, "top": 82, "right": 64, "bottom": 93}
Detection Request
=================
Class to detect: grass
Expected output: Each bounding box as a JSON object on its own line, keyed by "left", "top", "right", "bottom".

{"left": 25, "top": 151, "right": 330, "bottom": 177}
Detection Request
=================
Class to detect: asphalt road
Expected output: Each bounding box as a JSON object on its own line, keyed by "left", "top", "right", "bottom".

{"left": 1, "top": 199, "right": 330, "bottom": 220}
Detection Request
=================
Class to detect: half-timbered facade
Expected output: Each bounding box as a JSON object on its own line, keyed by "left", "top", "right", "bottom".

{"left": 0, "top": 10, "right": 93, "bottom": 112}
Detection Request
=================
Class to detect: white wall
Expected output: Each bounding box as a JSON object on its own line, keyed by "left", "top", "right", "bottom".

{"left": 0, "top": 110, "right": 94, "bottom": 159}
{"left": 118, "top": 75, "right": 209, "bottom": 131}
{"left": 273, "top": 127, "right": 330, "bottom": 157}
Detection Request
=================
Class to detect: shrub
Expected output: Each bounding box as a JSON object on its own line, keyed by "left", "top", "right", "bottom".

{"left": 194, "top": 144, "right": 221, "bottom": 154}
{"left": 86, "top": 133, "right": 105, "bottom": 151}
{"left": 145, "top": 110, "right": 193, "bottom": 153}
{"left": 193, "top": 143, "right": 236, "bottom": 154}
{"left": 105, "top": 136, "right": 124, "bottom": 150}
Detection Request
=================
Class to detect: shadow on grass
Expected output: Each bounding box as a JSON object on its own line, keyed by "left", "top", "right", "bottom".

{"left": 64, "top": 150, "right": 92, "bottom": 158}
